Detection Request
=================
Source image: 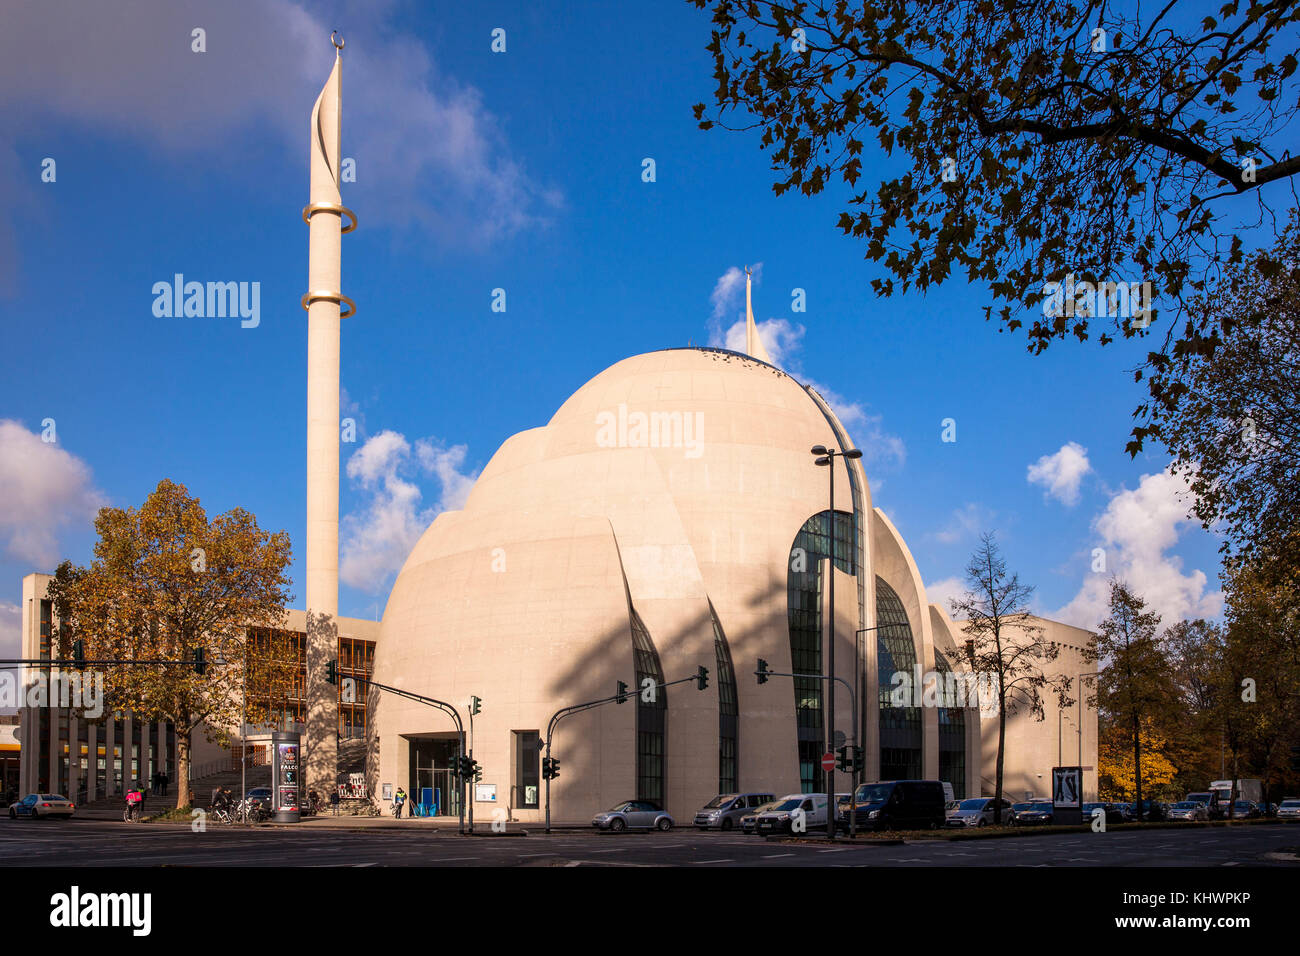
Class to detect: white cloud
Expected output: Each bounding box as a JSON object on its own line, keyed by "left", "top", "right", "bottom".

{"left": 0, "top": 0, "right": 555, "bottom": 292}
{"left": 1053, "top": 468, "right": 1222, "bottom": 629}
{"left": 721, "top": 316, "right": 805, "bottom": 369}
{"left": 710, "top": 263, "right": 761, "bottom": 322}
{"left": 0, "top": 420, "right": 105, "bottom": 567}
{"left": 0, "top": 601, "right": 20, "bottom": 663}
{"left": 340, "top": 430, "right": 478, "bottom": 593}
{"left": 932, "top": 503, "right": 992, "bottom": 544}
{"left": 1027, "top": 441, "right": 1092, "bottom": 506}
{"left": 924, "top": 576, "right": 967, "bottom": 614}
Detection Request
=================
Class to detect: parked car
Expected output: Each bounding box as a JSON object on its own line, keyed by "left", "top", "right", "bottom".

{"left": 693, "top": 792, "right": 775, "bottom": 831}
{"left": 842, "top": 780, "right": 947, "bottom": 831}
{"left": 1225, "top": 800, "right": 1261, "bottom": 819}
{"left": 1012, "top": 800, "right": 1054, "bottom": 826}
{"left": 1081, "top": 802, "right": 1126, "bottom": 826}
{"left": 740, "top": 799, "right": 784, "bottom": 833}
{"left": 592, "top": 800, "right": 674, "bottom": 832}
{"left": 1167, "top": 801, "right": 1209, "bottom": 822}
{"left": 946, "top": 796, "right": 1016, "bottom": 828}
{"left": 1276, "top": 799, "right": 1300, "bottom": 820}
{"left": 8, "top": 793, "right": 75, "bottom": 819}
{"left": 1122, "top": 799, "right": 1168, "bottom": 822}
{"left": 1185, "top": 791, "right": 1224, "bottom": 819}
{"left": 754, "top": 793, "right": 829, "bottom": 835}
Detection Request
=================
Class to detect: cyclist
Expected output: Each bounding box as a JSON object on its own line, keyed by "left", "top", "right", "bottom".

{"left": 393, "top": 787, "right": 407, "bottom": 818}
{"left": 125, "top": 786, "right": 143, "bottom": 821}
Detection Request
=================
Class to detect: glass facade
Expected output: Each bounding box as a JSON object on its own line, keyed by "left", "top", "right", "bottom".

{"left": 630, "top": 608, "right": 666, "bottom": 806}
{"left": 934, "top": 650, "right": 967, "bottom": 798}
{"left": 787, "top": 510, "right": 854, "bottom": 793}
{"left": 876, "top": 577, "right": 923, "bottom": 779}
{"left": 247, "top": 628, "right": 375, "bottom": 738}
{"left": 710, "top": 603, "right": 738, "bottom": 793}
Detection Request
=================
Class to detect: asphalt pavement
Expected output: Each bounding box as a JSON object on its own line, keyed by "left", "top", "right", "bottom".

{"left": 2, "top": 816, "right": 1298, "bottom": 867}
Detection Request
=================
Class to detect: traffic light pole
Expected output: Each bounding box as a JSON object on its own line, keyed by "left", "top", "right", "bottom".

{"left": 542, "top": 669, "right": 709, "bottom": 833}
{"left": 343, "top": 673, "right": 467, "bottom": 835}
{"left": 754, "top": 664, "right": 860, "bottom": 838}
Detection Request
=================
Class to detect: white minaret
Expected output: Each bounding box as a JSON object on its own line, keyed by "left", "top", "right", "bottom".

{"left": 302, "top": 32, "right": 355, "bottom": 797}
{"left": 744, "top": 266, "right": 774, "bottom": 364}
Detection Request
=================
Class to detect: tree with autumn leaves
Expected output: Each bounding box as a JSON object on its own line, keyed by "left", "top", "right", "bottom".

{"left": 45, "top": 479, "right": 295, "bottom": 810}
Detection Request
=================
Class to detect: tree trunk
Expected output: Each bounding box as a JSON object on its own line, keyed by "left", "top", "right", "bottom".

{"left": 1132, "top": 709, "right": 1142, "bottom": 822}
{"left": 995, "top": 694, "right": 1006, "bottom": 824}
{"left": 176, "top": 726, "right": 191, "bottom": 809}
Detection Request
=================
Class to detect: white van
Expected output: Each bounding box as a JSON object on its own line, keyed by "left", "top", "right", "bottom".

{"left": 753, "top": 792, "right": 830, "bottom": 835}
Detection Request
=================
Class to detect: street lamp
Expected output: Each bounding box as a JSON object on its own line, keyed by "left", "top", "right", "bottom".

{"left": 1077, "top": 671, "right": 1100, "bottom": 805}
{"left": 811, "top": 443, "right": 862, "bottom": 840}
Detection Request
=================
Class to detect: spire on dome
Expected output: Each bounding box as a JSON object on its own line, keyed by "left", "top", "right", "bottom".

{"left": 744, "top": 266, "right": 774, "bottom": 364}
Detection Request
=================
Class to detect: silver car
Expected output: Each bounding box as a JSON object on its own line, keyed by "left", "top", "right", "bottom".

{"left": 1276, "top": 799, "right": 1300, "bottom": 820}
{"left": 694, "top": 792, "right": 775, "bottom": 831}
{"left": 1167, "top": 801, "right": 1209, "bottom": 822}
{"left": 945, "top": 796, "right": 1016, "bottom": 827}
{"left": 592, "top": 800, "right": 673, "bottom": 832}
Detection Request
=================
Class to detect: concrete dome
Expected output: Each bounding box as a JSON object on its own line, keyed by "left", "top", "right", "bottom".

{"left": 371, "top": 347, "right": 954, "bottom": 821}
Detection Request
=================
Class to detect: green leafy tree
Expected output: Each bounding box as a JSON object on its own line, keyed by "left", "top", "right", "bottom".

{"left": 45, "top": 479, "right": 294, "bottom": 809}
{"left": 690, "top": 0, "right": 1300, "bottom": 420}
{"left": 1132, "top": 212, "right": 1300, "bottom": 562}
{"left": 1089, "top": 581, "right": 1173, "bottom": 820}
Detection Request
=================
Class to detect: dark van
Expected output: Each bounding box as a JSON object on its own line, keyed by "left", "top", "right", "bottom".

{"left": 838, "top": 780, "right": 946, "bottom": 831}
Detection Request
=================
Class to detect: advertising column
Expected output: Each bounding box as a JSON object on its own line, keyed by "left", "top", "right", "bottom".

{"left": 272, "top": 731, "right": 301, "bottom": 824}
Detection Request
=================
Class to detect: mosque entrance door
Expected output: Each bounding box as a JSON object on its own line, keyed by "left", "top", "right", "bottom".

{"left": 408, "top": 735, "right": 461, "bottom": 817}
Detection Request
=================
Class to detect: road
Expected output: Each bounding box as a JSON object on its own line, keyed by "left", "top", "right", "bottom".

{"left": 2, "top": 817, "right": 1298, "bottom": 866}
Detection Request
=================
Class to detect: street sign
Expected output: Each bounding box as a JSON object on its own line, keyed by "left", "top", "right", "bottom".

{"left": 832, "top": 730, "right": 846, "bottom": 749}
{"left": 821, "top": 752, "right": 835, "bottom": 772}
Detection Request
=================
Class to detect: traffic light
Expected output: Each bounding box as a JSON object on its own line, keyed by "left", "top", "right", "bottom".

{"left": 192, "top": 648, "right": 207, "bottom": 676}
{"left": 836, "top": 745, "right": 851, "bottom": 772}
{"left": 1291, "top": 745, "right": 1300, "bottom": 772}
{"left": 616, "top": 680, "right": 629, "bottom": 703}
{"left": 696, "top": 666, "right": 709, "bottom": 691}
{"left": 853, "top": 746, "right": 864, "bottom": 772}
{"left": 470, "top": 695, "right": 482, "bottom": 716}
{"left": 325, "top": 659, "right": 338, "bottom": 685}
{"left": 756, "top": 658, "right": 770, "bottom": 684}
{"left": 542, "top": 756, "right": 560, "bottom": 780}
{"left": 71, "top": 639, "right": 85, "bottom": 670}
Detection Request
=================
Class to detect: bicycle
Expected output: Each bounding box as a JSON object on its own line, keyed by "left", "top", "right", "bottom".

{"left": 391, "top": 799, "right": 405, "bottom": 818}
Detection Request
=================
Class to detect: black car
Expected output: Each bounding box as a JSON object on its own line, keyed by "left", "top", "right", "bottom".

{"left": 1123, "top": 799, "right": 1168, "bottom": 822}
{"left": 838, "top": 780, "right": 946, "bottom": 831}
{"left": 1081, "top": 802, "right": 1126, "bottom": 825}
{"left": 1011, "top": 800, "right": 1054, "bottom": 826}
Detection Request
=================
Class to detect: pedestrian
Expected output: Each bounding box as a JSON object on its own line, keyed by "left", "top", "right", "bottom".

{"left": 160, "top": 772, "right": 168, "bottom": 796}
{"left": 211, "top": 783, "right": 222, "bottom": 807}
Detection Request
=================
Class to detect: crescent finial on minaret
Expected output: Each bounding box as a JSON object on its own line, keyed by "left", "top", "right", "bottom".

{"left": 331, "top": 30, "right": 345, "bottom": 53}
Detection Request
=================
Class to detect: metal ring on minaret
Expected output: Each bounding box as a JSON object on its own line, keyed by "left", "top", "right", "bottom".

{"left": 302, "top": 202, "right": 357, "bottom": 233}
{"left": 331, "top": 31, "right": 345, "bottom": 50}
{"left": 301, "top": 290, "right": 356, "bottom": 319}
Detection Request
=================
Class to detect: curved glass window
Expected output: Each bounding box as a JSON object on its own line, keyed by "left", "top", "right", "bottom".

{"left": 710, "top": 603, "right": 739, "bottom": 794}
{"left": 934, "top": 649, "right": 967, "bottom": 799}
{"left": 876, "top": 577, "right": 922, "bottom": 780}
{"left": 630, "top": 608, "right": 666, "bottom": 805}
{"left": 787, "top": 510, "right": 854, "bottom": 793}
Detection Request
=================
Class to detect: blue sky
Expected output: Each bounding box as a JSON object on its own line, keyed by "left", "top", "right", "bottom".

{"left": 0, "top": 0, "right": 1238, "bottom": 652}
